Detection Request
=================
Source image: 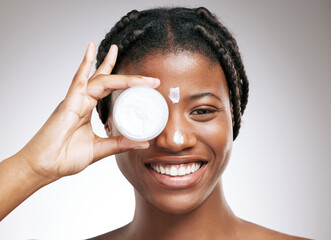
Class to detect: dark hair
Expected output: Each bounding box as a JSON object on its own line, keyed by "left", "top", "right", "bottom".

{"left": 96, "top": 7, "right": 249, "bottom": 140}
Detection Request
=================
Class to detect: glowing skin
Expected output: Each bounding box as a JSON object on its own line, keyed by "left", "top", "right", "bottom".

{"left": 107, "top": 51, "right": 236, "bottom": 239}
{"left": 102, "top": 51, "right": 302, "bottom": 240}
{"left": 169, "top": 87, "right": 180, "bottom": 103}
{"left": 110, "top": 51, "right": 233, "bottom": 216}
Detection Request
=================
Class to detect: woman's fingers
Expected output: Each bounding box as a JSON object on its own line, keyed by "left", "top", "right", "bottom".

{"left": 75, "top": 42, "right": 96, "bottom": 81}
{"left": 86, "top": 75, "right": 160, "bottom": 100}
{"left": 67, "top": 42, "right": 96, "bottom": 97}
{"left": 92, "top": 136, "right": 149, "bottom": 163}
{"left": 68, "top": 42, "right": 160, "bottom": 102}
{"left": 92, "top": 44, "right": 118, "bottom": 77}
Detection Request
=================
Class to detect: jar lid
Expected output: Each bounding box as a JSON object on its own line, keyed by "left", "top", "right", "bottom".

{"left": 113, "top": 86, "right": 169, "bottom": 141}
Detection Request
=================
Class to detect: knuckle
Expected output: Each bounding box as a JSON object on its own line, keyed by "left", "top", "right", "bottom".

{"left": 75, "top": 79, "right": 86, "bottom": 88}
{"left": 72, "top": 73, "right": 87, "bottom": 87}
{"left": 89, "top": 74, "right": 102, "bottom": 83}
{"left": 125, "top": 79, "right": 131, "bottom": 88}
{"left": 83, "top": 55, "right": 93, "bottom": 63}
{"left": 127, "top": 77, "right": 138, "bottom": 87}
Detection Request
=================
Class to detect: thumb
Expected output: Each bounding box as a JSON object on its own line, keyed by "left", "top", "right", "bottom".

{"left": 92, "top": 135, "right": 149, "bottom": 163}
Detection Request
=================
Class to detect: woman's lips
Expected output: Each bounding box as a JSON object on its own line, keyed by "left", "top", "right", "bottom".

{"left": 145, "top": 160, "right": 208, "bottom": 189}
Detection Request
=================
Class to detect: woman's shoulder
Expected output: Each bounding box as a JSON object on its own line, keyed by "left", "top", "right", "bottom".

{"left": 88, "top": 220, "right": 311, "bottom": 240}
{"left": 239, "top": 219, "right": 311, "bottom": 240}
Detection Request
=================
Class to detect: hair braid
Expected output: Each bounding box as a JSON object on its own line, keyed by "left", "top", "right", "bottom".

{"left": 195, "top": 7, "right": 249, "bottom": 115}
{"left": 194, "top": 24, "right": 242, "bottom": 139}
{"left": 193, "top": 7, "right": 249, "bottom": 139}
{"left": 96, "top": 10, "right": 142, "bottom": 124}
{"left": 96, "top": 10, "right": 140, "bottom": 70}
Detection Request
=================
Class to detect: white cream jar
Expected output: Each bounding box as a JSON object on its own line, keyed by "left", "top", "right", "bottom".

{"left": 113, "top": 86, "right": 169, "bottom": 141}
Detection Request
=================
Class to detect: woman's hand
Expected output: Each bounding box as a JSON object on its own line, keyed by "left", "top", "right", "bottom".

{"left": 16, "top": 42, "right": 160, "bottom": 181}
{"left": 0, "top": 42, "right": 159, "bottom": 221}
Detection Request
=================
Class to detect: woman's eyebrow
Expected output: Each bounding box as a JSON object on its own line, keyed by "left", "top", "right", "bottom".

{"left": 188, "top": 92, "right": 222, "bottom": 102}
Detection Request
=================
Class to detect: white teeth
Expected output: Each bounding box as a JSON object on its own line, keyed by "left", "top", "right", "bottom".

{"left": 185, "top": 165, "right": 191, "bottom": 174}
{"left": 194, "top": 163, "right": 199, "bottom": 172}
{"left": 193, "top": 163, "right": 198, "bottom": 172}
{"left": 178, "top": 166, "right": 186, "bottom": 176}
{"left": 160, "top": 166, "right": 165, "bottom": 174}
{"left": 150, "top": 162, "right": 203, "bottom": 176}
{"left": 170, "top": 166, "right": 177, "bottom": 176}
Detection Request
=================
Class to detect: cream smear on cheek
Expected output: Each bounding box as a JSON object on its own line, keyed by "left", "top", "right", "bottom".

{"left": 168, "top": 87, "right": 184, "bottom": 145}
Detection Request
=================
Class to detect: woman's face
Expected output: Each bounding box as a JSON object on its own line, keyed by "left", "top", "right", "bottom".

{"left": 107, "top": 51, "right": 233, "bottom": 214}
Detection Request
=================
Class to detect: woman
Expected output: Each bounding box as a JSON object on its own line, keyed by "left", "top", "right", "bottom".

{"left": 0, "top": 7, "right": 309, "bottom": 239}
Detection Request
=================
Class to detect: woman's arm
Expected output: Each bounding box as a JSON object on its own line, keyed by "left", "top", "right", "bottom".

{"left": 0, "top": 42, "right": 159, "bottom": 221}
{"left": 0, "top": 153, "right": 53, "bottom": 220}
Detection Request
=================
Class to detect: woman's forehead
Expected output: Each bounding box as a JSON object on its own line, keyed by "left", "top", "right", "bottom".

{"left": 119, "top": 51, "right": 227, "bottom": 89}
{"left": 114, "top": 51, "right": 230, "bottom": 107}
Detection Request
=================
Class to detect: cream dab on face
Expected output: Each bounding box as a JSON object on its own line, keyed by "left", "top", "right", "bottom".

{"left": 168, "top": 87, "right": 183, "bottom": 145}
{"left": 173, "top": 130, "right": 184, "bottom": 145}
{"left": 169, "top": 87, "right": 180, "bottom": 104}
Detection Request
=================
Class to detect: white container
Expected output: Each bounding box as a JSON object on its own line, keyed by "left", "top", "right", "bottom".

{"left": 113, "top": 86, "right": 169, "bottom": 141}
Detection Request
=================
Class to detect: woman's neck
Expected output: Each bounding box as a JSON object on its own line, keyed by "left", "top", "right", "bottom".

{"left": 127, "top": 181, "right": 242, "bottom": 240}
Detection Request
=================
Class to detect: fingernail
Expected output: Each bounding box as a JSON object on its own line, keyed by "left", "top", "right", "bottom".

{"left": 110, "top": 44, "right": 118, "bottom": 53}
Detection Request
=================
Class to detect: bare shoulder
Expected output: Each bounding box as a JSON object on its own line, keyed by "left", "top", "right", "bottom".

{"left": 86, "top": 224, "right": 129, "bottom": 240}
{"left": 87, "top": 220, "right": 311, "bottom": 240}
{"left": 239, "top": 219, "right": 311, "bottom": 240}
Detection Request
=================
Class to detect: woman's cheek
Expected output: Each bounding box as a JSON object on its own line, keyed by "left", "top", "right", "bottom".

{"left": 198, "top": 118, "right": 233, "bottom": 174}
{"left": 197, "top": 114, "right": 232, "bottom": 148}
{"left": 115, "top": 151, "right": 139, "bottom": 186}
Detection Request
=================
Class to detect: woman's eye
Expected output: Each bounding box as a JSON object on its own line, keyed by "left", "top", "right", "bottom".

{"left": 191, "top": 109, "right": 217, "bottom": 115}
{"left": 190, "top": 106, "right": 220, "bottom": 122}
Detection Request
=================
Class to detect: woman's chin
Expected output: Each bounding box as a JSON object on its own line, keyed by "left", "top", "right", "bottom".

{"left": 149, "top": 192, "right": 205, "bottom": 215}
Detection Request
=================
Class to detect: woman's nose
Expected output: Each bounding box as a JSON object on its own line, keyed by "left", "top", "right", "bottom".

{"left": 155, "top": 114, "right": 197, "bottom": 152}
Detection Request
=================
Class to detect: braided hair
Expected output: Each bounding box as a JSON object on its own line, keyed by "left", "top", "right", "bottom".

{"left": 96, "top": 7, "right": 249, "bottom": 140}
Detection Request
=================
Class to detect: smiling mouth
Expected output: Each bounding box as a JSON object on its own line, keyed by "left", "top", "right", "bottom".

{"left": 146, "top": 161, "right": 206, "bottom": 177}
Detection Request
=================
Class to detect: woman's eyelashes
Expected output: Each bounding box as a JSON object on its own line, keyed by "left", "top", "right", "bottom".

{"left": 191, "top": 108, "right": 217, "bottom": 115}
{"left": 189, "top": 106, "right": 221, "bottom": 121}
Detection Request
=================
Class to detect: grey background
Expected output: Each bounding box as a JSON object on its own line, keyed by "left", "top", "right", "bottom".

{"left": 0, "top": 0, "right": 330, "bottom": 239}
